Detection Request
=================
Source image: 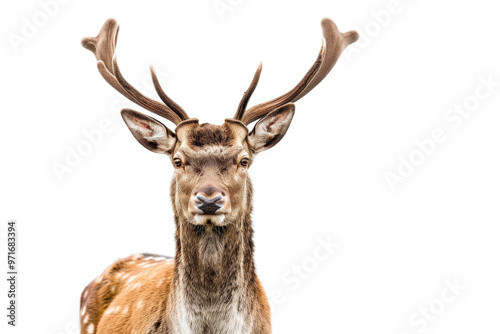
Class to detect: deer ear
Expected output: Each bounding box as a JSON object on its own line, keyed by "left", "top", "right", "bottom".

{"left": 121, "top": 109, "right": 177, "bottom": 154}
{"left": 247, "top": 103, "right": 295, "bottom": 153}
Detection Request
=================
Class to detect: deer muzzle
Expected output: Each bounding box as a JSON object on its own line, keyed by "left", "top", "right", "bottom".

{"left": 189, "top": 184, "right": 231, "bottom": 226}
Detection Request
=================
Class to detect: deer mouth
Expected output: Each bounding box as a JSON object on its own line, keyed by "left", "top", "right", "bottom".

{"left": 193, "top": 214, "right": 227, "bottom": 226}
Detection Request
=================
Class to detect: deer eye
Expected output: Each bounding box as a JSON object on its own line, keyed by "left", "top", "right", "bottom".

{"left": 240, "top": 158, "right": 250, "bottom": 167}
{"left": 173, "top": 158, "right": 182, "bottom": 168}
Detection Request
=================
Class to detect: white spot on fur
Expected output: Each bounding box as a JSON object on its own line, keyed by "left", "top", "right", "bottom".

{"left": 136, "top": 300, "right": 143, "bottom": 309}
{"left": 105, "top": 305, "right": 122, "bottom": 315}
{"left": 122, "top": 306, "right": 129, "bottom": 314}
{"left": 81, "top": 304, "right": 86, "bottom": 316}
{"left": 87, "top": 323, "right": 94, "bottom": 333}
{"left": 83, "top": 314, "right": 89, "bottom": 324}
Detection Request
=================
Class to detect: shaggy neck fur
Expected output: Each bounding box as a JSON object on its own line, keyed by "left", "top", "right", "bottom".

{"left": 167, "top": 178, "right": 261, "bottom": 333}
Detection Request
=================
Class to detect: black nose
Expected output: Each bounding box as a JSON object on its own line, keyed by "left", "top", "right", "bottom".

{"left": 196, "top": 195, "right": 223, "bottom": 214}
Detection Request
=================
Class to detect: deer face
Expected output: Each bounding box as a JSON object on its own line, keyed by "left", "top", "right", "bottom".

{"left": 121, "top": 105, "right": 295, "bottom": 226}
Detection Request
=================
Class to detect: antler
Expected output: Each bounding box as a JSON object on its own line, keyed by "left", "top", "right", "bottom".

{"left": 234, "top": 62, "right": 263, "bottom": 121}
{"left": 234, "top": 18, "right": 359, "bottom": 125}
{"left": 81, "top": 19, "right": 189, "bottom": 125}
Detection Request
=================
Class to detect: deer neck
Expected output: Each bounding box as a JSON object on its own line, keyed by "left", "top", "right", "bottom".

{"left": 168, "top": 199, "right": 258, "bottom": 332}
{"left": 175, "top": 212, "right": 255, "bottom": 292}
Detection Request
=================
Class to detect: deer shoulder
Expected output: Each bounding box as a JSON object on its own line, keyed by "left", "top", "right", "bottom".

{"left": 80, "top": 254, "right": 174, "bottom": 334}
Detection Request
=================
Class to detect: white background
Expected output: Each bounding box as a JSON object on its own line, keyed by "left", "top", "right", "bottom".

{"left": 1, "top": 0, "right": 500, "bottom": 333}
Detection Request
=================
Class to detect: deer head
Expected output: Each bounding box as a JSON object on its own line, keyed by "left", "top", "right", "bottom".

{"left": 82, "top": 18, "right": 358, "bottom": 232}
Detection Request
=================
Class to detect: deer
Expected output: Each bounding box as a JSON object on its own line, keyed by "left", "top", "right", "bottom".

{"left": 79, "top": 18, "right": 358, "bottom": 334}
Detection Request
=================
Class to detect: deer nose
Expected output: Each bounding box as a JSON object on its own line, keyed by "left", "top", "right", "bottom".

{"left": 191, "top": 185, "right": 230, "bottom": 215}
{"left": 195, "top": 195, "right": 224, "bottom": 214}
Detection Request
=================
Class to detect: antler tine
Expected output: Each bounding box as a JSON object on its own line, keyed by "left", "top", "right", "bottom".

{"left": 234, "top": 62, "right": 263, "bottom": 121}
{"left": 111, "top": 57, "right": 183, "bottom": 124}
{"left": 150, "top": 66, "right": 189, "bottom": 121}
{"left": 82, "top": 19, "right": 117, "bottom": 73}
{"left": 238, "top": 40, "right": 325, "bottom": 125}
{"left": 82, "top": 18, "right": 187, "bottom": 125}
{"left": 238, "top": 18, "right": 359, "bottom": 125}
{"left": 292, "top": 18, "right": 359, "bottom": 101}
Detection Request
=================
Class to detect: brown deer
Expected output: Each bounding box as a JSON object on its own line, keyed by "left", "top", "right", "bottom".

{"left": 79, "top": 18, "right": 358, "bottom": 334}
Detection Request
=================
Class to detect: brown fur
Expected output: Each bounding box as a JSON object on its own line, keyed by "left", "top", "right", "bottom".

{"left": 189, "top": 123, "right": 235, "bottom": 147}
{"left": 80, "top": 254, "right": 175, "bottom": 333}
